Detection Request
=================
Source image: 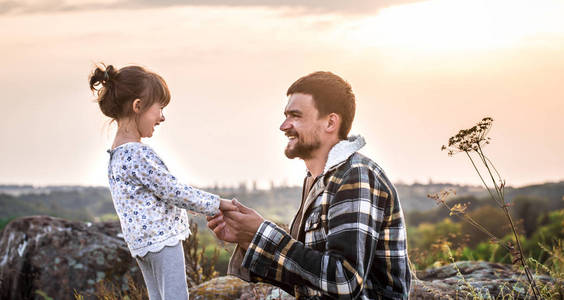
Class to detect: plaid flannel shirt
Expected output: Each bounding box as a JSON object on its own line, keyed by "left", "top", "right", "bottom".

{"left": 234, "top": 136, "right": 411, "bottom": 299}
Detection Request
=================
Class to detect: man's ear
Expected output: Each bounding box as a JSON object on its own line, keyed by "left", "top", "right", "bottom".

{"left": 326, "top": 113, "right": 340, "bottom": 135}
{"left": 132, "top": 99, "right": 142, "bottom": 113}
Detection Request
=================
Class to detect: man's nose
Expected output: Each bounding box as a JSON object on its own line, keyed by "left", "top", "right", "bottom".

{"left": 280, "top": 119, "right": 291, "bottom": 131}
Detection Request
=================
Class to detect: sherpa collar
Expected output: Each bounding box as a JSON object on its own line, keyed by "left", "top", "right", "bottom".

{"left": 323, "top": 135, "right": 366, "bottom": 174}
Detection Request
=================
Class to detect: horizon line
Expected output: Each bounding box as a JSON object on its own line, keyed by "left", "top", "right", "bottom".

{"left": 1, "top": 179, "right": 563, "bottom": 190}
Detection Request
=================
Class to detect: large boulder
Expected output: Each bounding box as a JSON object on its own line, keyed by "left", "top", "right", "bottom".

{"left": 189, "top": 262, "right": 555, "bottom": 299}
{"left": 410, "top": 261, "right": 554, "bottom": 299}
{"left": 0, "top": 216, "right": 144, "bottom": 300}
{"left": 189, "top": 276, "right": 293, "bottom": 300}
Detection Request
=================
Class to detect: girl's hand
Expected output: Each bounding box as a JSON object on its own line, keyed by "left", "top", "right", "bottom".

{"left": 219, "top": 198, "right": 239, "bottom": 212}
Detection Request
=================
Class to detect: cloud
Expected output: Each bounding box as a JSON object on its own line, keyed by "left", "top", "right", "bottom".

{"left": 0, "top": 0, "right": 426, "bottom": 15}
{"left": 0, "top": 0, "right": 102, "bottom": 14}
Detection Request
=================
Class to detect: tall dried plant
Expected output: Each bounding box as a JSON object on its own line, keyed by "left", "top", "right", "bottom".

{"left": 430, "top": 117, "right": 541, "bottom": 299}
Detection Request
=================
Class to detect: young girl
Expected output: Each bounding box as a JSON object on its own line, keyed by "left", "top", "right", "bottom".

{"left": 89, "top": 64, "right": 234, "bottom": 299}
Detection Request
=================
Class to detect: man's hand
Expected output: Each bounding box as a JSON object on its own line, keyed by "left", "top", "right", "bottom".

{"left": 207, "top": 211, "right": 239, "bottom": 243}
{"left": 207, "top": 199, "right": 265, "bottom": 249}
{"left": 207, "top": 198, "right": 239, "bottom": 243}
{"left": 223, "top": 199, "right": 265, "bottom": 242}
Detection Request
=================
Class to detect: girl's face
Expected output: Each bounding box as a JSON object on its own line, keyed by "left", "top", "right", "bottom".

{"left": 137, "top": 102, "right": 165, "bottom": 138}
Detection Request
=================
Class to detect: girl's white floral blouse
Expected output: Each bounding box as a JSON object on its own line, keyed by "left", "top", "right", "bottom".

{"left": 107, "top": 142, "right": 220, "bottom": 257}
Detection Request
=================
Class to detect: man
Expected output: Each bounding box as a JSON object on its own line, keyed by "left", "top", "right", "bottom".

{"left": 208, "top": 71, "right": 412, "bottom": 299}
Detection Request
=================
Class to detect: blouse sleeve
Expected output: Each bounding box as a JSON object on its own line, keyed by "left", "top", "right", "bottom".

{"left": 129, "top": 144, "right": 220, "bottom": 216}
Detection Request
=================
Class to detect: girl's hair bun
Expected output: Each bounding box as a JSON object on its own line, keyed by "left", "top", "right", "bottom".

{"left": 89, "top": 63, "right": 121, "bottom": 119}
{"left": 89, "top": 64, "right": 116, "bottom": 93}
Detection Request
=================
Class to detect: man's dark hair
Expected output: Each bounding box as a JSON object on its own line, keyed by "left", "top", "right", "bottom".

{"left": 287, "top": 71, "right": 355, "bottom": 140}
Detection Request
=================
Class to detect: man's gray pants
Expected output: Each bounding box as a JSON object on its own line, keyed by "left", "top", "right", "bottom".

{"left": 135, "top": 242, "right": 189, "bottom": 300}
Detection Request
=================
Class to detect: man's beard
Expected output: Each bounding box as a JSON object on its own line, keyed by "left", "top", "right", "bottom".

{"left": 284, "top": 129, "right": 321, "bottom": 159}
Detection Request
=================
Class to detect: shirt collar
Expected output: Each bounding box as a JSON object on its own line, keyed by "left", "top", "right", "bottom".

{"left": 323, "top": 135, "right": 366, "bottom": 174}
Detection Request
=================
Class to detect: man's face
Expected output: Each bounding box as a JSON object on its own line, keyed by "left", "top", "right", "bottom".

{"left": 280, "top": 93, "right": 323, "bottom": 159}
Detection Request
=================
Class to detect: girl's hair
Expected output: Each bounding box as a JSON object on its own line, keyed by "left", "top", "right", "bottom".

{"left": 89, "top": 63, "right": 171, "bottom": 120}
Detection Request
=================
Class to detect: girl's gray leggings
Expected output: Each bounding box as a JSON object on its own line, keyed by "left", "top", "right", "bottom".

{"left": 135, "top": 242, "right": 189, "bottom": 300}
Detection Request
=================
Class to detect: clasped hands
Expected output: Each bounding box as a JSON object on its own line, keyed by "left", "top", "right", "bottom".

{"left": 213, "top": 199, "right": 265, "bottom": 249}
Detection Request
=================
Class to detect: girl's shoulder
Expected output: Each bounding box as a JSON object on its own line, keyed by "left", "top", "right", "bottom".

{"left": 110, "top": 142, "right": 159, "bottom": 159}
{"left": 110, "top": 142, "right": 166, "bottom": 172}
{"left": 111, "top": 142, "right": 153, "bottom": 152}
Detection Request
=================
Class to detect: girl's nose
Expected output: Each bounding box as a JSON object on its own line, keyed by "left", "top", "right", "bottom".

{"left": 161, "top": 112, "right": 165, "bottom": 122}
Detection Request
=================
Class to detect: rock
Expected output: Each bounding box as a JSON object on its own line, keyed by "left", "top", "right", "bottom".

{"left": 189, "top": 276, "right": 293, "bottom": 300}
{"left": 0, "top": 215, "right": 144, "bottom": 300}
{"left": 189, "top": 262, "right": 555, "bottom": 299}
{"left": 410, "top": 261, "right": 554, "bottom": 299}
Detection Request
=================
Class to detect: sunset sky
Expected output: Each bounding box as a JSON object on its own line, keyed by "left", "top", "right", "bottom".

{"left": 1, "top": 0, "right": 563, "bottom": 189}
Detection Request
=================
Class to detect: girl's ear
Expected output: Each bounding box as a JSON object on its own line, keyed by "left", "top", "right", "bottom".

{"left": 132, "top": 99, "right": 142, "bottom": 113}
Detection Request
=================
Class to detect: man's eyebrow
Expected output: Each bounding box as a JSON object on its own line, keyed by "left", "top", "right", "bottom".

{"left": 284, "top": 109, "right": 302, "bottom": 116}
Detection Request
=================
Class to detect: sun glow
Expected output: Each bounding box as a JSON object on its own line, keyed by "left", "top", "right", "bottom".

{"left": 344, "top": 0, "right": 564, "bottom": 53}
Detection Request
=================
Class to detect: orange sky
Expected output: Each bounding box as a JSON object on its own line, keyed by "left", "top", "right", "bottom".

{"left": 1, "top": 0, "right": 563, "bottom": 188}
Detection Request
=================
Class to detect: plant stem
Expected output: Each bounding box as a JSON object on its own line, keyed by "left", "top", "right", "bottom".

{"left": 465, "top": 151, "right": 501, "bottom": 206}
{"left": 484, "top": 155, "right": 505, "bottom": 199}
{"left": 477, "top": 145, "right": 504, "bottom": 205}
{"left": 473, "top": 146, "right": 541, "bottom": 298}
{"left": 502, "top": 205, "right": 542, "bottom": 298}
{"left": 484, "top": 155, "right": 502, "bottom": 182}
